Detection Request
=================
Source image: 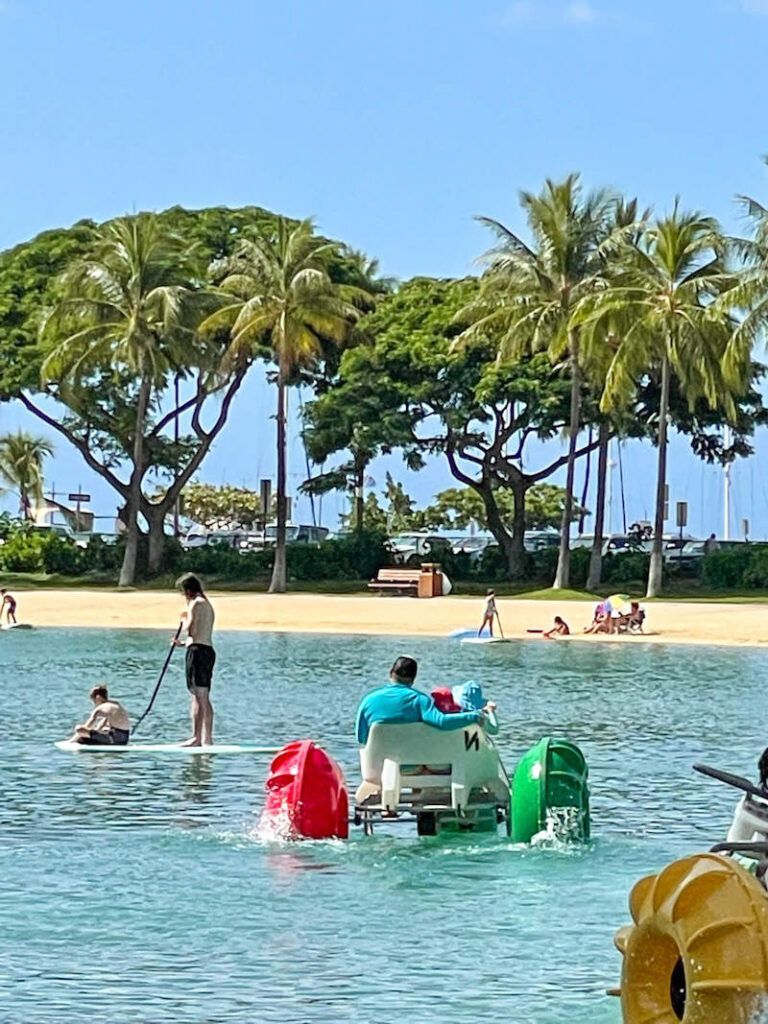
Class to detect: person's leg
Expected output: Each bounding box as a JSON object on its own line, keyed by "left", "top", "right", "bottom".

{"left": 197, "top": 688, "right": 214, "bottom": 746}
{"left": 9, "top": 609, "right": 16, "bottom": 624}
{"left": 181, "top": 692, "right": 201, "bottom": 746}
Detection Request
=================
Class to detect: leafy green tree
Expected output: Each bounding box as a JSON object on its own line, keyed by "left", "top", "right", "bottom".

{"left": 0, "top": 206, "right": 332, "bottom": 581}
{"left": 308, "top": 277, "right": 603, "bottom": 578}
{"left": 577, "top": 205, "right": 748, "bottom": 597}
{"left": 422, "top": 483, "right": 584, "bottom": 531}
{"left": 0, "top": 431, "right": 54, "bottom": 517}
{"left": 459, "top": 175, "right": 617, "bottom": 589}
{"left": 202, "top": 217, "right": 370, "bottom": 592}
{"left": 181, "top": 482, "right": 266, "bottom": 531}
{"left": 40, "top": 213, "right": 225, "bottom": 585}
{"left": 301, "top": 343, "right": 419, "bottom": 530}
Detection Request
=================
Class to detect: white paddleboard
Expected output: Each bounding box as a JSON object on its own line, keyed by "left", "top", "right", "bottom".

{"left": 460, "top": 637, "right": 512, "bottom": 645}
{"left": 55, "top": 741, "right": 279, "bottom": 755}
{"left": 2, "top": 623, "right": 33, "bottom": 630}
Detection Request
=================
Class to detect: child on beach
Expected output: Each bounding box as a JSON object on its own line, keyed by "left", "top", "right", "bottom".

{"left": 544, "top": 615, "right": 570, "bottom": 639}
{"left": 1, "top": 589, "right": 17, "bottom": 625}
{"left": 478, "top": 589, "right": 497, "bottom": 637}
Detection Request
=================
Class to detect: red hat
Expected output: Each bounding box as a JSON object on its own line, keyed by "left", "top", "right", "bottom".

{"left": 431, "top": 687, "right": 461, "bottom": 713}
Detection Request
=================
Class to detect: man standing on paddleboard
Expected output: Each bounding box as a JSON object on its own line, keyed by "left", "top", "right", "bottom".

{"left": 173, "top": 573, "right": 216, "bottom": 747}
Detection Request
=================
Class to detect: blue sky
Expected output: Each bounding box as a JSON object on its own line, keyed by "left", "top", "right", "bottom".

{"left": 1, "top": 0, "right": 768, "bottom": 536}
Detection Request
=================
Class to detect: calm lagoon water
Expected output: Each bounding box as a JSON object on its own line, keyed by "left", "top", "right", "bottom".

{"left": 1, "top": 627, "right": 766, "bottom": 1023}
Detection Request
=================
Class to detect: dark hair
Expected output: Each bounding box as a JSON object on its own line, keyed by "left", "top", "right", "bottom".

{"left": 90, "top": 685, "right": 109, "bottom": 701}
{"left": 391, "top": 656, "right": 418, "bottom": 684}
{"left": 554, "top": 616, "right": 564, "bottom": 625}
{"left": 176, "top": 572, "right": 204, "bottom": 596}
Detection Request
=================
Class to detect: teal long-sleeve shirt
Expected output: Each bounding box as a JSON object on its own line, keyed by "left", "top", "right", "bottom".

{"left": 356, "top": 682, "right": 481, "bottom": 745}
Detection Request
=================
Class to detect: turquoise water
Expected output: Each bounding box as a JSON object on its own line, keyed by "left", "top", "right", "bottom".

{"left": 1, "top": 628, "right": 765, "bottom": 1023}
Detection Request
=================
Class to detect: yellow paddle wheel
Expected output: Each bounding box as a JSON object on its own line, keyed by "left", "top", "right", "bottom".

{"left": 614, "top": 852, "right": 768, "bottom": 1023}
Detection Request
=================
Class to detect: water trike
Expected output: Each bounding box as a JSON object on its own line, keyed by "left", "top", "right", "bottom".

{"left": 261, "top": 729, "right": 590, "bottom": 842}
{"left": 613, "top": 761, "right": 768, "bottom": 1023}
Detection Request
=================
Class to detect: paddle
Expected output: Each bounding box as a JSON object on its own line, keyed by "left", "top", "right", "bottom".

{"left": 693, "top": 763, "right": 768, "bottom": 800}
{"left": 495, "top": 610, "right": 505, "bottom": 639}
{"left": 132, "top": 622, "right": 183, "bottom": 735}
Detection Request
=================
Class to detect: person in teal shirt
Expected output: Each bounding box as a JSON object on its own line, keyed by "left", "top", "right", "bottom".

{"left": 356, "top": 656, "right": 484, "bottom": 745}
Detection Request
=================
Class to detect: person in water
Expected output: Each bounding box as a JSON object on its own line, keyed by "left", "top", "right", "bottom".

{"left": 356, "top": 656, "right": 487, "bottom": 745}
{"left": 173, "top": 572, "right": 216, "bottom": 747}
{"left": 544, "top": 615, "right": 570, "bottom": 639}
{"left": 1, "top": 588, "right": 18, "bottom": 625}
{"left": 69, "top": 685, "right": 131, "bottom": 745}
{"left": 452, "top": 680, "right": 499, "bottom": 735}
{"left": 479, "top": 589, "right": 497, "bottom": 637}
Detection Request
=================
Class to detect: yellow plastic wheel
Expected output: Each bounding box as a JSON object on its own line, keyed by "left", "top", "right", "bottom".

{"left": 614, "top": 853, "right": 768, "bottom": 1023}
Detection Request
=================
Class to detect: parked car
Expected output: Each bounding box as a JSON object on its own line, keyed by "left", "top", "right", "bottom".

{"left": 389, "top": 533, "right": 453, "bottom": 567}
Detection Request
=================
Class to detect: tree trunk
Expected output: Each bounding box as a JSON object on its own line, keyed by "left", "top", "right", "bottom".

{"left": 553, "top": 336, "right": 581, "bottom": 589}
{"left": 646, "top": 355, "right": 670, "bottom": 598}
{"left": 480, "top": 480, "right": 527, "bottom": 580}
{"left": 119, "top": 376, "right": 151, "bottom": 587}
{"left": 578, "top": 427, "right": 593, "bottom": 534}
{"left": 354, "top": 452, "right": 365, "bottom": 533}
{"left": 269, "top": 365, "right": 288, "bottom": 594}
{"left": 146, "top": 508, "right": 166, "bottom": 576}
{"left": 586, "top": 422, "right": 610, "bottom": 591}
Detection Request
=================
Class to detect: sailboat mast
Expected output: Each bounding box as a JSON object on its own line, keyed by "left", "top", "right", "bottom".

{"left": 723, "top": 425, "right": 731, "bottom": 541}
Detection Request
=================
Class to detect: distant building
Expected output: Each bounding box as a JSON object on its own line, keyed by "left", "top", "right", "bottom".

{"left": 31, "top": 497, "right": 94, "bottom": 533}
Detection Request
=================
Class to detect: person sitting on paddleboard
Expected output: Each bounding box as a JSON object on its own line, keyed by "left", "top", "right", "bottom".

{"left": 356, "top": 657, "right": 487, "bottom": 745}
{"left": 173, "top": 572, "right": 216, "bottom": 747}
{"left": 479, "top": 589, "right": 497, "bottom": 637}
{"left": 1, "top": 588, "right": 18, "bottom": 625}
{"left": 69, "top": 685, "right": 130, "bottom": 745}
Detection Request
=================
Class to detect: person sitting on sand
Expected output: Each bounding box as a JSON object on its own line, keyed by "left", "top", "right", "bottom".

{"left": 1, "top": 588, "right": 18, "bottom": 625}
{"left": 584, "top": 601, "right": 611, "bottom": 634}
{"left": 478, "top": 589, "right": 497, "bottom": 637}
{"left": 619, "top": 601, "right": 646, "bottom": 634}
{"left": 356, "top": 656, "right": 486, "bottom": 745}
{"left": 544, "top": 615, "right": 570, "bottom": 639}
{"left": 68, "top": 685, "right": 130, "bottom": 746}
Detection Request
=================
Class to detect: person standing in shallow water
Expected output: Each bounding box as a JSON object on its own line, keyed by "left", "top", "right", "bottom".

{"left": 173, "top": 573, "right": 216, "bottom": 747}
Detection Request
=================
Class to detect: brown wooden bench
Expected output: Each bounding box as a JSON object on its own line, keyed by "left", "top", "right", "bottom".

{"left": 368, "top": 567, "right": 421, "bottom": 595}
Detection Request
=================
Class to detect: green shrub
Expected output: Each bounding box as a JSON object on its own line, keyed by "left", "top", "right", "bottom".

{"left": 701, "top": 548, "right": 751, "bottom": 589}
{"left": 740, "top": 547, "right": 768, "bottom": 589}
{"left": 602, "top": 551, "right": 650, "bottom": 585}
{"left": 0, "top": 532, "right": 47, "bottom": 572}
{"left": 41, "top": 536, "right": 83, "bottom": 574}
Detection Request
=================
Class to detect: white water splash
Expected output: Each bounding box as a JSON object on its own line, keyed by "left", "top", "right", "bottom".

{"left": 530, "top": 806, "right": 584, "bottom": 847}
{"left": 254, "top": 800, "right": 296, "bottom": 843}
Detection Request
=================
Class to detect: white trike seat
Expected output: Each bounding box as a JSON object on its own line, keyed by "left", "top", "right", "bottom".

{"left": 357, "top": 722, "right": 509, "bottom": 813}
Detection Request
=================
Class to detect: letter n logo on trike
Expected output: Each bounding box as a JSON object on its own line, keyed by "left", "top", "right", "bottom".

{"left": 464, "top": 731, "right": 480, "bottom": 753}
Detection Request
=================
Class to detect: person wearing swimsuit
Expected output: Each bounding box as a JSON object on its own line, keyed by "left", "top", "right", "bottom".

{"left": 69, "top": 685, "right": 131, "bottom": 745}
{"left": 173, "top": 573, "right": 216, "bottom": 747}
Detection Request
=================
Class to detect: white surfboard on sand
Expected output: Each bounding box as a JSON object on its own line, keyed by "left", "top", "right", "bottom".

{"left": 459, "top": 636, "right": 512, "bottom": 645}
{"left": 55, "top": 741, "right": 279, "bottom": 755}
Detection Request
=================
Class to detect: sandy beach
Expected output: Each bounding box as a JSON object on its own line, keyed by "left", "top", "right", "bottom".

{"left": 6, "top": 590, "right": 767, "bottom": 648}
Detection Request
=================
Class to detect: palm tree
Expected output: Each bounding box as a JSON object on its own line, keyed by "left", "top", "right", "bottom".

{"left": 458, "top": 175, "right": 616, "bottom": 588}
{"left": 576, "top": 205, "right": 747, "bottom": 597}
{"left": 202, "top": 217, "right": 369, "bottom": 593}
{"left": 582, "top": 198, "right": 650, "bottom": 591}
{"left": 0, "top": 431, "right": 54, "bottom": 517}
{"left": 41, "top": 214, "right": 205, "bottom": 586}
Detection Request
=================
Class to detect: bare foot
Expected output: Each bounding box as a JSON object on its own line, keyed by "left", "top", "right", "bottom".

{"left": 180, "top": 737, "right": 201, "bottom": 747}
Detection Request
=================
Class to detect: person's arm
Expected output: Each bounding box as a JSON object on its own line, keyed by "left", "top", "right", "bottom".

{"left": 81, "top": 708, "right": 101, "bottom": 730}
{"left": 415, "top": 692, "right": 481, "bottom": 732}
{"left": 355, "top": 699, "right": 370, "bottom": 745}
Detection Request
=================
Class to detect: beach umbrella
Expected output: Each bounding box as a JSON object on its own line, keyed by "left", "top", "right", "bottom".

{"left": 607, "top": 593, "right": 631, "bottom": 613}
